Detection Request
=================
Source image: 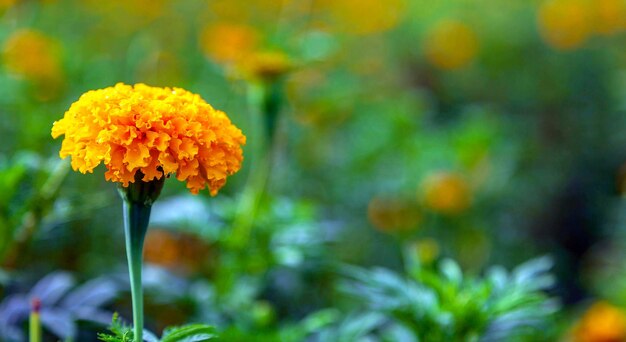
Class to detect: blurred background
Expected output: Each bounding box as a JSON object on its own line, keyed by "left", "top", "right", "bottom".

{"left": 2, "top": 0, "right": 626, "bottom": 341}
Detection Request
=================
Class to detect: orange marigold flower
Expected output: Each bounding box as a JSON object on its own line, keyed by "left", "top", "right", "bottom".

{"left": 51, "top": 83, "right": 246, "bottom": 195}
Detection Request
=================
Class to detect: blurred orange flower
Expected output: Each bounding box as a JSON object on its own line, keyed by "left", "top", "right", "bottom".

{"left": 144, "top": 229, "right": 211, "bottom": 274}
{"left": 3, "top": 29, "right": 62, "bottom": 82}
{"left": 424, "top": 20, "right": 479, "bottom": 70}
{"left": 572, "top": 301, "right": 626, "bottom": 342}
{"left": 0, "top": 0, "right": 17, "bottom": 11}
{"left": 592, "top": 0, "right": 626, "bottom": 35}
{"left": 421, "top": 171, "right": 471, "bottom": 214}
{"left": 537, "top": 0, "right": 591, "bottom": 50}
{"left": 367, "top": 196, "right": 420, "bottom": 232}
{"left": 51, "top": 83, "right": 246, "bottom": 195}
{"left": 199, "top": 22, "right": 259, "bottom": 64}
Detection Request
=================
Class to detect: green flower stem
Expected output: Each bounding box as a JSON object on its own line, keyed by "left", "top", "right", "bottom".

{"left": 123, "top": 200, "right": 151, "bottom": 342}
{"left": 119, "top": 175, "right": 164, "bottom": 342}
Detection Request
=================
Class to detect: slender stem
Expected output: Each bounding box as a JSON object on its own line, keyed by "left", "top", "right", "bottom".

{"left": 29, "top": 299, "right": 41, "bottom": 342}
{"left": 123, "top": 200, "right": 152, "bottom": 342}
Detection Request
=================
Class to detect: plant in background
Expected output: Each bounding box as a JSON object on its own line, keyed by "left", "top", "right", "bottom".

{"left": 0, "top": 272, "right": 119, "bottom": 342}
{"left": 98, "top": 314, "right": 218, "bottom": 342}
{"left": 229, "top": 49, "right": 293, "bottom": 249}
{"left": 307, "top": 255, "right": 559, "bottom": 341}
{"left": 51, "top": 83, "right": 246, "bottom": 341}
{"left": 0, "top": 153, "right": 68, "bottom": 269}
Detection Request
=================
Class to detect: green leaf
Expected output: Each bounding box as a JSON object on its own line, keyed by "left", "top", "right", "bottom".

{"left": 160, "top": 324, "right": 218, "bottom": 342}
{"left": 97, "top": 313, "right": 134, "bottom": 342}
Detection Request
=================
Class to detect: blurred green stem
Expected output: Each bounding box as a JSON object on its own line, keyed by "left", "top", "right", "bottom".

{"left": 230, "top": 81, "right": 282, "bottom": 249}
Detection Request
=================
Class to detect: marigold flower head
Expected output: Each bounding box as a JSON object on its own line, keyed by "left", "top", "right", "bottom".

{"left": 573, "top": 301, "right": 626, "bottom": 342}
{"left": 537, "top": 0, "right": 591, "bottom": 50}
{"left": 51, "top": 83, "right": 246, "bottom": 195}
{"left": 424, "top": 20, "right": 479, "bottom": 70}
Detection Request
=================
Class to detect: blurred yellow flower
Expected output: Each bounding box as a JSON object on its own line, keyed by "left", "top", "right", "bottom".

{"left": 51, "top": 83, "right": 246, "bottom": 195}
{"left": 421, "top": 171, "right": 471, "bottom": 214}
{"left": 236, "top": 50, "right": 293, "bottom": 82}
{"left": 537, "top": 0, "right": 591, "bottom": 50}
{"left": 412, "top": 238, "right": 439, "bottom": 264}
{"left": 2, "top": 29, "right": 62, "bottom": 81}
{"left": 199, "top": 22, "right": 259, "bottom": 64}
{"left": 572, "top": 301, "right": 626, "bottom": 342}
{"left": 323, "top": 0, "right": 406, "bottom": 35}
{"left": 367, "top": 196, "right": 420, "bottom": 232}
{"left": 592, "top": 0, "right": 626, "bottom": 35}
{"left": 424, "top": 20, "right": 479, "bottom": 70}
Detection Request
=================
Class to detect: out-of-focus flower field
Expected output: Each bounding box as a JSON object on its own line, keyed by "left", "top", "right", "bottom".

{"left": 2, "top": 0, "right": 626, "bottom": 341}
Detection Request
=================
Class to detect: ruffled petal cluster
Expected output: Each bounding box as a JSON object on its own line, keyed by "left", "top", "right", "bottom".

{"left": 51, "top": 83, "right": 246, "bottom": 195}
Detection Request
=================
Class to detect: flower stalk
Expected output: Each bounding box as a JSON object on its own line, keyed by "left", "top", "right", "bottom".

{"left": 118, "top": 174, "right": 164, "bottom": 342}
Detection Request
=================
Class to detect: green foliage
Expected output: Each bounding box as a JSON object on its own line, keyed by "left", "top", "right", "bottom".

{"left": 160, "top": 324, "right": 218, "bottom": 342}
{"left": 308, "top": 256, "right": 558, "bottom": 341}
{"left": 0, "top": 153, "right": 67, "bottom": 263}
{"left": 97, "top": 314, "right": 134, "bottom": 342}
{"left": 98, "top": 314, "right": 218, "bottom": 342}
